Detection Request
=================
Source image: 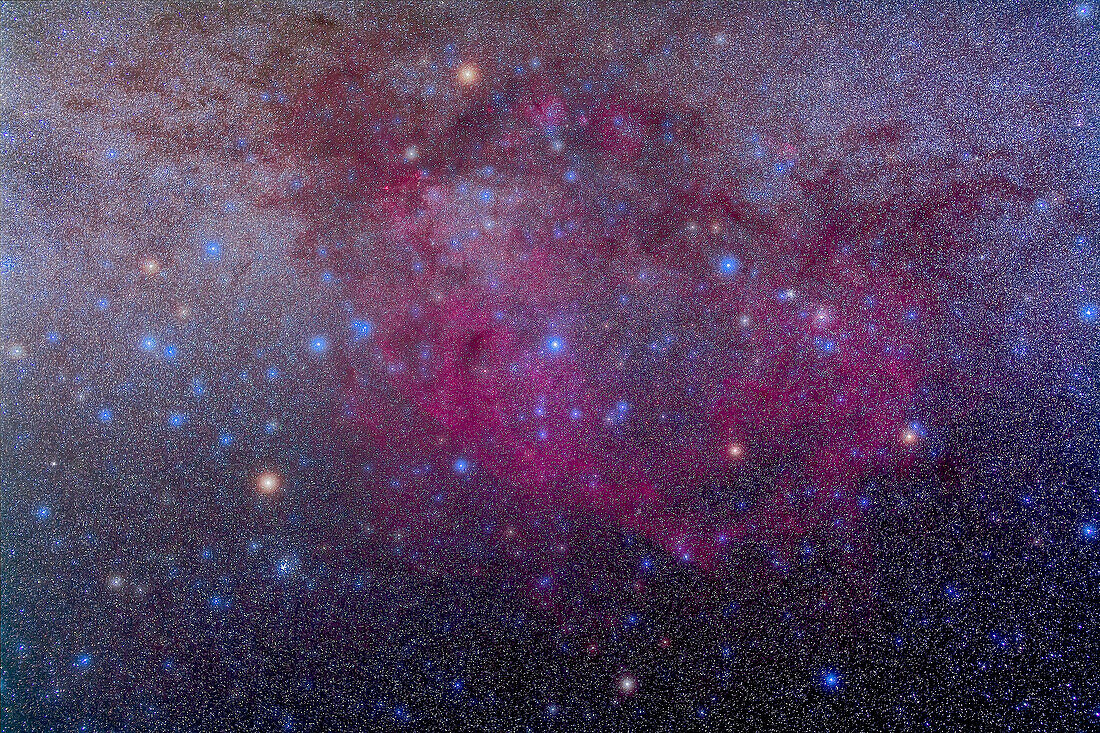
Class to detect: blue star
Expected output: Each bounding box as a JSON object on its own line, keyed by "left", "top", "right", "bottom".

{"left": 75, "top": 654, "right": 92, "bottom": 669}
{"left": 168, "top": 412, "right": 187, "bottom": 428}
{"left": 823, "top": 671, "right": 841, "bottom": 690}
{"left": 163, "top": 345, "right": 178, "bottom": 361}
{"left": 564, "top": 169, "right": 578, "bottom": 183}
{"left": 718, "top": 255, "right": 740, "bottom": 276}
{"left": 309, "top": 335, "right": 329, "bottom": 354}
{"left": 36, "top": 505, "right": 51, "bottom": 520}
{"left": 98, "top": 408, "right": 113, "bottom": 423}
{"left": 1080, "top": 303, "right": 1098, "bottom": 323}
{"left": 140, "top": 335, "right": 157, "bottom": 352}
{"left": 96, "top": 297, "right": 109, "bottom": 310}
{"left": 218, "top": 432, "right": 234, "bottom": 446}
{"left": 547, "top": 336, "right": 565, "bottom": 354}
{"left": 1083, "top": 522, "right": 1097, "bottom": 540}
{"left": 203, "top": 240, "right": 222, "bottom": 260}
{"left": 266, "top": 366, "right": 279, "bottom": 381}
{"left": 453, "top": 457, "right": 470, "bottom": 474}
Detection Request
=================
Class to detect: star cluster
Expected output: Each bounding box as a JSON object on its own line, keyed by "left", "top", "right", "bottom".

{"left": 2, "top": 3, "right": 1099, "bottom": 731}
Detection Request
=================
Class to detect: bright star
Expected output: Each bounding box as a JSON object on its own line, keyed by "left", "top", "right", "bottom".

{"left": 718, "top": 255, "right": 740, "bottom": 276}
{"left": 456, "top": 63, "right": 481, "bottom": 86}
{"left": 256, "top": 470, "right": 283, "bottom": 496}
{"left": 617, "top": 674, "right": 638, "bottom": 695}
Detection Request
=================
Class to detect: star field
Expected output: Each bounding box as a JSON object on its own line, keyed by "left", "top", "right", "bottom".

{"left": 2, "top": 2, "right": 1099, "bottom": 731}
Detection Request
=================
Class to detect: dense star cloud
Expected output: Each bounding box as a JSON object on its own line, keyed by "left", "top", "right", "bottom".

{"left": 2, "top": 3, "right": 1099, "bottom": 731}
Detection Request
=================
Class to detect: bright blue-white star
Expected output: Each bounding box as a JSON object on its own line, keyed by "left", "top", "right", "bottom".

{"left": 718, "top": 255, "right": 740, "bottom": 276}
{"left": 168, "top": 412, "right": 187, "bottom": 427}
{"left": 98, "top": 407, "right": 113, "bottom": 423}
{"left": 547, "top": 336, "right": 565, "bottom": 354}
{"left": 1080, "top": 303, "right": 1098, "bottom": 323}
{"left": 309, "top": 335, "right": 330, "bottom": 354}
{"left": 453, "top": 457, "right": 471, "bottom": 474}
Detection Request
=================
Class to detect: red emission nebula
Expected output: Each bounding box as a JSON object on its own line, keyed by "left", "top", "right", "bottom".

{"left": 261, "top": 33, "right": 1036, "bottom": 572}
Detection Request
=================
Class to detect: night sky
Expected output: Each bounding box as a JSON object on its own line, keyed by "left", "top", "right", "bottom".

{"left": 2, "top": 2, "right": 1100, "bottom": 730}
